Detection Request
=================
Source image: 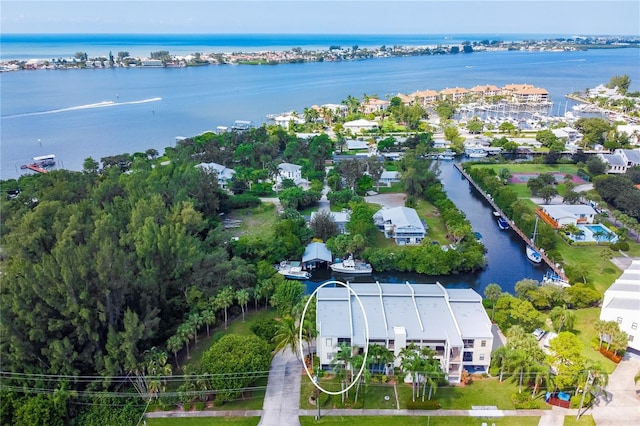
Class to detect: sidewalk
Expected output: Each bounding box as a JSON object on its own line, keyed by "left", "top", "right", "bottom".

{"left": 258, "top": 349, "right": 302, "bottom": 426}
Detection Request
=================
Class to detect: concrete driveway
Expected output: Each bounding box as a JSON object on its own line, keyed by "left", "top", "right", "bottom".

{"left": 259, "top": 349, "right": 302, "bottom": 426}
{"left": 590, "top": 355, "right": 640, "bottom": 425}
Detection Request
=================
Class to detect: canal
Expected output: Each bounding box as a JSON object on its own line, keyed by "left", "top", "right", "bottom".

{"left": 308, "top": 160, "right": 547, "bottom": 295}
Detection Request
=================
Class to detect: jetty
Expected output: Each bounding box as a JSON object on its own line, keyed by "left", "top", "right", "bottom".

{"left": 453, "top": 163, "right": 568, "bottom": 282}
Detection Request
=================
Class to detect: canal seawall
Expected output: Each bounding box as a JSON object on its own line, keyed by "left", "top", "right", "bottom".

{"left": 453, "top": 163, "right": 568, "bottom": 281}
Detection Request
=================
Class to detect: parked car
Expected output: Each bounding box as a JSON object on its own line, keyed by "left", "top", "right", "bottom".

{"left": 533, "top": 328, "right": 545, "bottom": 340}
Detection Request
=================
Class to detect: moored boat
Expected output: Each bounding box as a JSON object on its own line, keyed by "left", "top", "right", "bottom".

{"left": 497, "top": 217, "right": 510, "bottom": 230}
{"left": 526, "top": 216, "right": 543, "bottom": 264}
{"left": 330, "top": 256, "right": 372, "bottom": 274}
{"left": 276, "top": 261, "right": 311, "bottom": 280}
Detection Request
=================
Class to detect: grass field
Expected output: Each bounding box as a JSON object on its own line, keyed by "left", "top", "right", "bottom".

{"left": 398, "top": 377, "right": 547, "bottom": 410}
{"left": 227, "top": 203, "right": 279, "bottom": 238}
{"left": 572, "top": 308, "right": 618, "bottom": 374}
{"left": 474, "top": 164, "right": 581, "bottom": 175}
{"left": 146, "top": 418, "right": 260, "bottom": 426}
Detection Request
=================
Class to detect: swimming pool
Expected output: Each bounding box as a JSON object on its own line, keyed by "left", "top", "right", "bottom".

{"left": 574, "top": 224, "right": 618, "bottom": 243}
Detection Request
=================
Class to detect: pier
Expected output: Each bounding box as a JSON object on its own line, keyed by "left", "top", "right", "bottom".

{"left": 453, "top": 163, "right": 568, "bottom": 282}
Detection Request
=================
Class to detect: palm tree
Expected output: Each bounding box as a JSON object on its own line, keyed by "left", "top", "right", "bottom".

{"left": 491, "top": 345, "right": 511, "bottom": 382}
{"left": 188, "top": 312, "right": 203, "bottom": 347}
{"left": 215, "top": 286, "right": 235, "bottom": 329}
{"left": 331, "top": 343, "right": 354, "bottom": 402}
{"left": 530, "top": 362, "right": 554, "bottom": 399}
{"left": 594, "top": 319, "right": 608, "bottom": 349}
{"left": 166, "top": 334, "right": 183, "bottom": 367}
{"left": 368, "top": 344, "right": 394, "bottom": 376}
{"left": 272, "top": 315, "right": 300, "bottom": 358}
{"left": 177, "top": 322, "right": 193, "bottom": 359}
{"left": 236, "top": 289, "right": 250, "bottom": 321}
{"left": 550, "top": 305, "right": 576, "bottom": 333}
{"left": 201, "top": 309, "right": 216, "bottom": 337}
{"left": 399, "top": 344, "right": 423, "bottom": 402}
{"left": 484, "top": 283, "right": 502, "bottom": 321}
{"left": 420, "top": 347, "right": 443, "bottom": 401}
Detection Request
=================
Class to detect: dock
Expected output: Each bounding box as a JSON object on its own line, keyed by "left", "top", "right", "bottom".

{"left": 453, "top": 163, "right": 568, "bottom": 282}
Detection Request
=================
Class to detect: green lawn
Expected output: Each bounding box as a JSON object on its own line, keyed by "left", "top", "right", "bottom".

{"left": 300, "top": 416, "right": 541, "bottom": 426}
{"left": 572, "top": 308, "right": 617, "bottom": 374}
{"left": 402, "top": 378, "right": 547, "bottom": 410}
{"left": 146, "top": 418, "right": 260, "bottom": 426}
{"left": 554, "top": 239, "right": 622, "bottom": 295}
{"left": 414, "top": 199, "right": 449, "bottom": 244}
{"left": 473, "top": 164, "right": 581, "bottom": 175}
{"left": 564, "top": 415, "right": 596, "bottom": 426}
{"left": 229, "top": 203, "right": 279, "bottom": 238}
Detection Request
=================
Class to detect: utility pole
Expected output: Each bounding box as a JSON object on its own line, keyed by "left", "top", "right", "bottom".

{"left": 577, "top": 370, "right": 594, "bottom": 420}
{"left": 313, "top": 374, "right": 321, "bottom": 420}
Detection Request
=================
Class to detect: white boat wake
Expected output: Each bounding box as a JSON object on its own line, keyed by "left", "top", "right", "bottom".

{"left": 3, "top": 97, "right": 162, "bottom": 118}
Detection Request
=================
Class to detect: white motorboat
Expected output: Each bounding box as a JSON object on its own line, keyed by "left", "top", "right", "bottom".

{"left": 330, "top": 256, "right": 373, "bottom": 274}
{"left": 276, "top": 261, "right": 311, "bottom": 280}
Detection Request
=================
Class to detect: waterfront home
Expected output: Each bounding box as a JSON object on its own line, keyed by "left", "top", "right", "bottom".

{"left": 274, "top": 114, "right": 305, "bottom": 127}
{"left": 196, "top": 162, "right": 235, "bottom": 190}
{"left": 409, "top": 89, "right": 439, "bottom": 107}
{"left": 346, "top": 139, "right": 370, "bottom": 150}
{"left": 440, "top": 87, "right": 470, "bottom": 102}
{"left": 469, "top": 84, "right": 501, "bottom": 99}
{"left": 316, "top": 282, "right": 494, "bottom": 382}
{"left": 310, "top": 210, "right": 350, "bottom": 234}
{"left": 361, "top": 98, "right": 390, "bottom": 114}
{"left": 394, "top": 93, "right": 414, "bottom": 106}
{"left": 551, "top": 127, "right": 582, "bottom": 143}
{"left": 373, "top": 206, "right": 426, "bottom": 245}
{"left": 600, "top": 259, "right": 640, "bottom": 352}
{"left": 344, "top": 119, "right": 379, "bottom": 133}
{"left": 536, "top": 204, "right": 597, "bottom": 229}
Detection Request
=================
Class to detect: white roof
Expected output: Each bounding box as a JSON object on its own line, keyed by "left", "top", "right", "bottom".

{"left": 602, "top": 260, "right": 640, "bottom": 315}
{"left": 310, "top": 211, "right": 350, "bottom": 223}
{"left": 344, "top": 119, "right": 379, "bottom": 128}
{"left": 346, "top": 140, "right": 370, "bottom": 150}
{"left": 316, "top": 283, "right": 489, "bottom": 346}
{"left": 196, "top": 162, "right": 235, "bottom": 180}
{"left": 278, "top": 162, "right": 302, "bottom": 173}
{"left": 540, "top": 204, "right": 597, "bottom": 218}
{"left": 375, "top": 206, "right": 425, "bottom": 232}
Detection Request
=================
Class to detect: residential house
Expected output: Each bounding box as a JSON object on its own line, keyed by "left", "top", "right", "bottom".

{"left": 378, "top": 170, "right": 401, "bottom": 187}
{"left": 196, "top": 162, "right": 235, "bottom": 190}
{"left": 598, "top": 153, "right": 628, "bottom": 174}
{"left": 276, "top": 162, "right": 308, "bottom": 188}
{"left": 361, "top": 98, "right": 390, "bottom": 114}
{"left": 511, "top": 86, "right": 549, "bottom": 103}
{"left": 316, "top": 282, "right": 494, "bottom": 383}
{"left": 310, "top": 211, "right": 350, "bottom": 234}
{"left": 274, "top": 114, "right": 305, "bottom": 127}
{"left": 600, "top": 260, "right": 640, "bottom": 351}
{"left": 614, "top": 148, "right": 640, "bottom": 167}
{"left": 394, "top": 93, "right": 414, "bottom": 106}
{"left": 551, "top": 127, "right": 582, "bottom": 144}
{"left": 616, "top": 125, "right": 640, "bottom": 146}
{"left": 344, "top": 119, "right": 379, "bottom": 133}
{"left": 536, "top": 204, "right": 597, "bottom": 229}
{"left": 373, "top": 206, "right": 426, "bottom": 245}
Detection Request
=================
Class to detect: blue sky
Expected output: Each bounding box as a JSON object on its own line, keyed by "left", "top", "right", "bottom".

{"left": 2, "top": 1, "right": 639, "bottom": 35}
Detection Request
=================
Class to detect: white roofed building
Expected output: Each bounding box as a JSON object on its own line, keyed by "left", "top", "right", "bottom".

{"left": 537, "top": 204, "right": 597, "bottom": 229}
{"left": 196, "top": 162, "right": 235, "bottom": 190}
{"left": 598, "top": 153, "right": 628, "bottom": 174}
{"left": 373, "top": 206, "right": 426, "bottom": 245}
{"left": 316, "top": 282, "right": 494, "bottom": 383}
{"left": 275, "top": 162, "right": 308, "bottom": 188}
{"left": 344, "top": 119, "right": 379, "bottom": 134}
{"left": 600, "top": 260, "right": 640, "bottom": 351}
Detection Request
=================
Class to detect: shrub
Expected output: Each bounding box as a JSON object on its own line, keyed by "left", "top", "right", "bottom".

{"left": 570, "top": 393, "right": 592, "bottom": 409}
{"left": 610, "top": 241, "right": 629, "bottom": 251}
{"left": 406, "top": 399, "right": 441, "bottom": 410}
{"left": 229, "top": 193, "right": 261, "bottom": 209}
{"left": 512, "top": 392, "right": 539, "bottom": 409}
{"left": 194, "top": 402, "right": 205, "bottom": 411}
{"left": 182, "top": 402, "right": 192, "bottom": 411}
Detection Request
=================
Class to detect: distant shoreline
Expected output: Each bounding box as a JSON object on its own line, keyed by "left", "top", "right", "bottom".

{"left": 1, "top": 34, "right": 638, "bottom": 71}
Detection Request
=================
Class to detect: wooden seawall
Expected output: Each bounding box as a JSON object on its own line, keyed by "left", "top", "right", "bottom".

{"left": 453, "top": 163, "right": 568, "bottom": 281}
